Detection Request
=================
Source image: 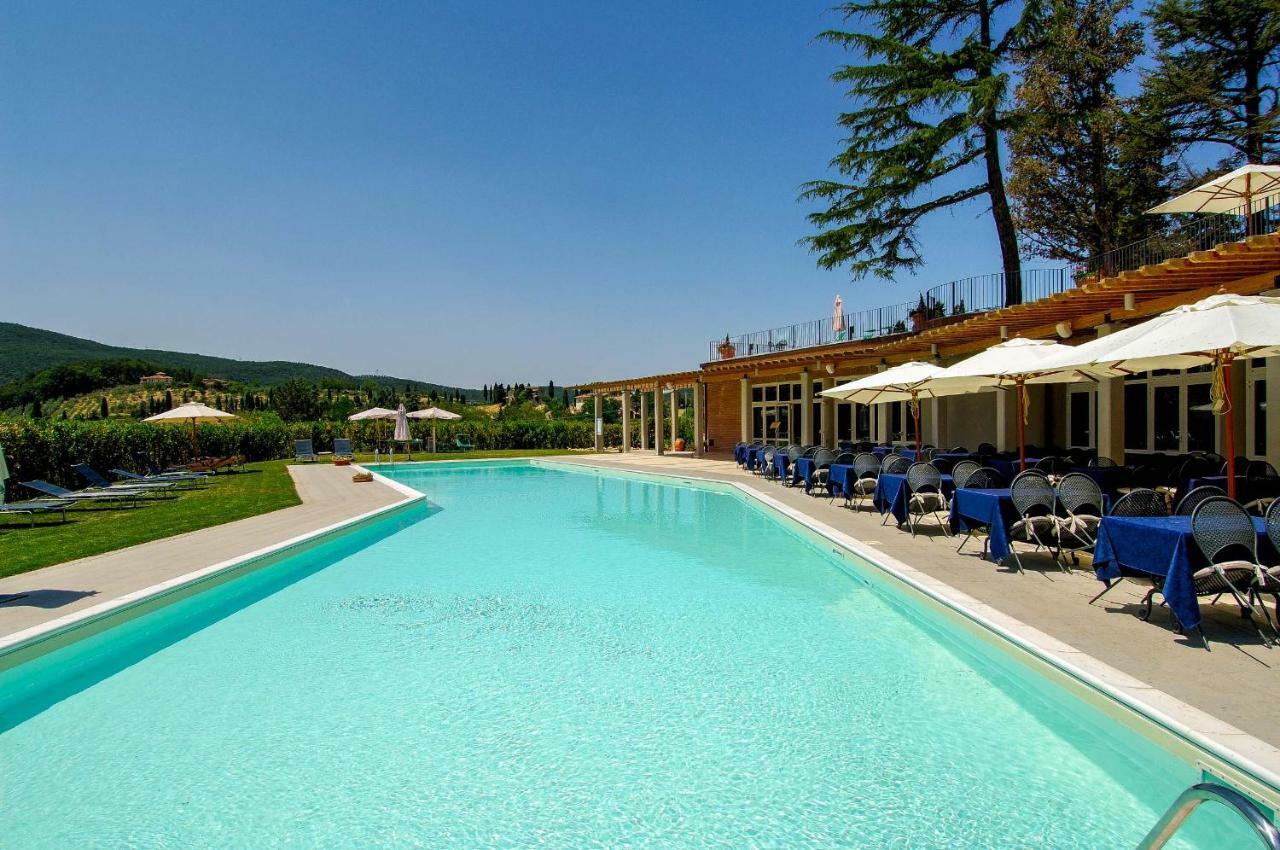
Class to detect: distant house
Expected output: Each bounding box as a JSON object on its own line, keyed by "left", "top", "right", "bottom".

{"left": 201, "top": 377, "right": 226, "bottom": 388}
{"left": 140, "top": 372, "right": 173, "bottom": 385}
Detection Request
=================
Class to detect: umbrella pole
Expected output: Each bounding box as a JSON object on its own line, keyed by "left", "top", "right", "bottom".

{"left": 1017, "top": 381, "right": 1027, "bottom": 473}
{"left": 1224, "top": 356, "right": 1238, "bottom": 500}
{"left": 912, "top": 393, "right": 921, "bottom": 454}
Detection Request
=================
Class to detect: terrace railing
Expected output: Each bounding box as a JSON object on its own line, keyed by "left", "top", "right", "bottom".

{"left": 708, "top": 190, "right": 1280, "bottom": 363}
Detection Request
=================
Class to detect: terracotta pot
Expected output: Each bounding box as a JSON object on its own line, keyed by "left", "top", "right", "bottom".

{"left": 910, "top": 311, "right": 926, "bottom": 332}
{"left": 718, "top": 343, "right": 736, "bottom": 359}
{"left": 334, "top": 458, "right": 351, "bottom": 467}
{"left": 674, "top": 438, "right": 686, "bottom": 451}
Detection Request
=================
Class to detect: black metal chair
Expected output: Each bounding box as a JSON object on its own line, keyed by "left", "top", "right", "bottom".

{"left": 1109, "top": 489, "right": 1169, "bottom": 518}
{"left": 881, "top": 454, "right": 910, "bottom": 474}
{"left": 950, "top": 460, "right": 982, "bottom": 489}
{"left": 1175, "top": 485, "right": 1226, "bottom": 517}
{"left": 808, "top": 447, "right": 836, "bottom": 495}
{"left": 844, "top": 452, "right": 880, "bottom": 511}
{"left": 1259, "top": 499, "right": 1280, "bottom": 614}
{"left": 1056, "top": 472, "right": 1105, "bottom": 565}
{"left": 1006, "top": 471, "right": 1060, "bottom": 573}
{"left": 1089, "top": 456, "right": 1118, "bottom": 468}
{"left": 760, "top": 445, "right": 778, "bottom": 480}
{"left": 1179, "top": 496, "right": 1275, "bottom": 646}
{"left": 976, "top": 442, "right": 996, "bottom": 456}
{"left": 904, "top": 462, "right": 950, "bottom": 537}
{"left": 954, "top": 467, "right": 1006, "bottom": 555}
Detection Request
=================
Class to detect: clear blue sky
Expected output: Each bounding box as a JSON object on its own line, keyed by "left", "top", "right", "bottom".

{"left": 1, "top": 1, "right": 1014, "bottom": 388}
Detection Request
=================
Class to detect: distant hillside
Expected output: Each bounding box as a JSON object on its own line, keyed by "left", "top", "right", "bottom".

{"left": 0, "top": 322, "right": 478, "bottom": 396}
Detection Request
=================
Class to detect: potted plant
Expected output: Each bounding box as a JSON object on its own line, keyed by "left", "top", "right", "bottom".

{"left": 718, "top": 335, "right": 736, "bottom": 359}
{"left": 910, "top": 295, "right": 928, "bottom": 332}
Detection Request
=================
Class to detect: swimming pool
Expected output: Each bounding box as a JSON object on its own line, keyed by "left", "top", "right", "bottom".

{"left": 0, "top": 461, "right": 1266, "bottom": 847}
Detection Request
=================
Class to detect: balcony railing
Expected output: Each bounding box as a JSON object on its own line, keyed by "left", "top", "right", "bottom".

{"left": 708, "top": 190, "right": 1280, "bottom": 363}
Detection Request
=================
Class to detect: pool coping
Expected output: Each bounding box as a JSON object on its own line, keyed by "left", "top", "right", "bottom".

{"left": 0, "top": 465, "right": 426, "bottom": 662}
{"left": 536, "top": 456, "right": 1280, "bottom": 808}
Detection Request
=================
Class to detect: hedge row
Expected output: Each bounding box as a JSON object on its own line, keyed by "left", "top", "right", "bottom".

{"left": 0, "top": 418, "right": 625, "bottom": 498}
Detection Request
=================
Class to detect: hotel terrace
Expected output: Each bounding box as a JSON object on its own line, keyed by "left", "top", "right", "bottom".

{"left": 577, "top": 203, "right": 1280, "bottom": 472}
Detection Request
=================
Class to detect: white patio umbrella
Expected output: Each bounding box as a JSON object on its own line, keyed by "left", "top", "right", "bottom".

{"left": 1148, "top": 164, "right": 1280, "bottom": 234}
{"left": 1031, "top": 292, "right": 1280, "bottom": 498}
{"left": 145, "top": 401, "right": 237, "bottom": 454}
{"left": 821, "top": 361, "right": 951, "bottom": 453}
{"left": 919, "top": 338, "right": 1093, "bottom": 472}
{"left": 832, "top": 294, "right": 847, "bottom": 340}
{"left": 347, "top": 406, "right": 397, "bottom": 451}
{"left": 407, "top": 406, "right": 462, "bottom": 453}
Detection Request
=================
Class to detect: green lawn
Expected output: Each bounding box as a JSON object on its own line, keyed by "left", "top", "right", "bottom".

{"left": 0, "top": 460, "right": 302, "bottom": 578}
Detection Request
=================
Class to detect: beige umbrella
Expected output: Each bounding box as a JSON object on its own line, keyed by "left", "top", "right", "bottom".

{"left": 408, "top": 407, "right": 462, "bottom": 453}
{"left": 821, "top": 361, "right": 953, "bottom": 452}
{"left": 145, "top": 401, "right": 237, "bottom": 455}
{"left": 1148, "top": 164, "right": 1280, "bottom": 234}
{"left": 832, "top": 295, "right": 847, "bottom": 340}
{"left": 347, "top": 407, "right": 397, "bottom": 452}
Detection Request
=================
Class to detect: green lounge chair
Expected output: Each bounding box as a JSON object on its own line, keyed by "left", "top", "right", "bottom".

{"left": 455, "top": 434, "right": 475, "bottom": 452}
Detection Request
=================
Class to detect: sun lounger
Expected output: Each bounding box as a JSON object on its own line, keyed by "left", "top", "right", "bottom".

{"left": 333, "top": 438, "right": 353, "bottom": 459}
{"left": 454, "top": 434, "right": 474, "bottom": 452}
{"left": 0, "top": 499, "right": 73, "bottom": 526}
{"left": 294, "top": 440, "right": 318, "bottom": 463}
{"left": 73, "top": 464, "right": 175, "bottom": 492}
{"left": 186, "top": 456, "right": 243, "bottom": 474}
{"left": 21, "top": 480, "right": 145, "bottom": 505}
{"left": 111, "top": 468, "right": 208, "bottom": 487}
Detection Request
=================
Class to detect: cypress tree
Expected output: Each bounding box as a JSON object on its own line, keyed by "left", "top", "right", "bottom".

{"left": 100, "top": 396, "right": 109, "bottom": 419}
{"left": 801, "top": 0, "right": 1044, "bottom": 305}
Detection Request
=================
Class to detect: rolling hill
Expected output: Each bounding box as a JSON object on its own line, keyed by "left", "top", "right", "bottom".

{"left": 0, "top": 322, "right": 479, "bottom": 396}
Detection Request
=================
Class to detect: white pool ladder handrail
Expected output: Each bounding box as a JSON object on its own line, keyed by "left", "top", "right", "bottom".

{"left": 1137, "top": 783, "right": 1280, "bottom": 849}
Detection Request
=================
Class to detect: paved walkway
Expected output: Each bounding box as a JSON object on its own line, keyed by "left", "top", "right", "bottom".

{"left": 0, "top": 465, "right": 406, "bottom": 638}
{"left": 560, "top": 451, "right": 1280, "bottom": 750}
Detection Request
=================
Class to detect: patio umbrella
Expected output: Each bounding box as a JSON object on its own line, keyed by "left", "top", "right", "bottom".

{"left": 832, "top": 294, "right": 847, "bottom": 340}
{"left": 820, "top": 361, "right": 951, "bottom": 453}
{"left": 919, "top": 338, "right": 1092, "bottom": 472}
{"left": 348, "top": 406, "right": 397, "bottom": 450}
{"left": 1031, "top": 292, "right": 1280, "bottom": 498}
{"left": 408, "top": 406, "right": 462, "bottom": 453}
{"left": 144, "top": 401, "right": 237, "bottom": 455}
{"left": 1148, "top": 164, "right": 1280, "bottom": 234}
{"left": 0, "top": 443, "right": 9, "bottom": 503}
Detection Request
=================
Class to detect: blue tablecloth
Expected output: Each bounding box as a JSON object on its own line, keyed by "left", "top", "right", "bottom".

{"left": 773, "top": 451, "right": 790, "bottom": 481}
{"left": 746, "top": 447, "right": 763, "bottom": 471}
{"left": 792, "top": 457, "right": 818, "bottom": 493}
{"left": 872, "top": 446, "right": 892, "bottom": 457}
{"left": 1093, "top": 515, "right": 1273, "bottom": 631}
{"left": 1184, "top": 476, "right": 1280, "bottom": 504}
{"left": 734, "top": 444, "right": 749, "bottom": 464}
{"left": 829, "top": 463, "right": 872, "bottom": 499}
{"left": 988, "top": 457, "right": 1042, "bottom": 480}
{"left": 898, "top": 448, "right": 919, "bottom": 462}
{"left": 949, "top": 488, "right": 1020, "bottom": 562}
{"left": 934, "top": 451, "right": 974, "bottom": 463}
{"left": 1068, "top": 466, "right": 1131, "bottom": 496}
{"left": 874, "top": 472, "right": 955, "bottom": 525}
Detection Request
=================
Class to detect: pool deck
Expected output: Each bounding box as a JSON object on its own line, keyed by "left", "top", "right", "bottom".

{"left": 0, "top": 465, "right": 407, "bottom": 638}
{"left": 556, "top": 452, "right": 1280, "bottom": 761}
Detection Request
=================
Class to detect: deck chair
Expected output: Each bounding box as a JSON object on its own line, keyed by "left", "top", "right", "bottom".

{"left": 0, "top": 499, "right": 73, "bottom": 526}
{"left": 187, "top": 456, "right": 243, "bottom": 473}
{"left": 333, "top": 438, "right": 354, "bottom": 460}
{"left": 455, "top": 434, "right": 475, "bottom": 451}
{"left": 294, "top": 440, "right": 318, "bottom": 463}
{"left": 132, "top": 454, "right": 209, "bottom": 482}
{"left": 21, "top": 480, "right": 144, "bottom": 506}
{"left": 72, "top": 464, "right": 174, "bottom": 493}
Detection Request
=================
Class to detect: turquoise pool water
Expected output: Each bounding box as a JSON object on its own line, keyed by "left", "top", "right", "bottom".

{"left": 0, "top": 461, "right": 1258, "bottom": 847}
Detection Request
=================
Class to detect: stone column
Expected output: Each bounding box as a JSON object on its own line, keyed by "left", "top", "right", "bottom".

{"left": 670, "top": 387, "right": 679, "bottom": 450}
{"left": 1093, "top": 323, "right": 1125, "bottom": 464}
{"left": 739, "top": 376, "right": 752, "bottom": 442}
{"left": 620, "top": 390, "right": 631, "bottom": 453}
{"left": 995, "top": 390, "right": 1017, "bottom": 452}
{"left": 640, "top": 391, "right": 650, "bottom": 450}
{"left": 875, "top": 403, "right": 889, "bottom": 446}
{"left": 592, "top": 392, "right": 603, "bottom": 453}
{"left": 926, "top": 397, "right": 947, "bottom": 449}
{"left": 693, "top": 381, "right": 705, "bottom": 457}
{"left": 654, "top": 386, "right": 665, "bottom": 455}
{"left": 800, "top": 371, "right": 814, "bottom": 445}
{"left": 1268, "top": 357, "right": 1280, "bottom": 468}
{"left": 820, "top": 379, "right": 835, "bottom": 448}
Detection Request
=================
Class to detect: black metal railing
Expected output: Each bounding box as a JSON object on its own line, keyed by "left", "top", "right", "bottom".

{"left": 707, "top": 189, "right": 1280, "bottom": 363}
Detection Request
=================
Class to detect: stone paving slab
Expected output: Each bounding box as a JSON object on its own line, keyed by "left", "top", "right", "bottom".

{"left": 0, "top": 465, "right": 404, "bottom": 638}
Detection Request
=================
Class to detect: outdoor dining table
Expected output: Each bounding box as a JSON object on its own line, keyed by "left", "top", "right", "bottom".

{"left": 872, "top": 446, "right": 892, "bottom": 457}
{"left": 791, "top": 457, "right": 819, "bottom": 493}
{"left": 746, "top": 446, "right": 764, "bottom": 471}
{"left": 1183, "top": 475, "right": 1280, "bottom": 505}
{"left": 873, "top": 472, "right": 955, "bottom": 526}
{"left": 827, "top": 463, "right": 861, "bottom": 499}
{"left": 987, "top": 457, "right": 1042, "bottom": 480}
{"left": 1092, "top": 514, "right": 1277, "bottom": 632}
{"left": 1068, "top": 465, "right": 1132, "bottom": 496}
{"left": 773, "top": 451, "right": 790, "bottom": 481}
{"left": 734, "top": 444, "right": 749, "bottom": 465}
{"left": 949, "top": 486, "right": 1113, "bottom": 565}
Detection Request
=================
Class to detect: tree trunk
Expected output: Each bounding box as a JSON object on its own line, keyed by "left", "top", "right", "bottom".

{"left": 983, "top": 123, "right": 1023, "bottom": 305}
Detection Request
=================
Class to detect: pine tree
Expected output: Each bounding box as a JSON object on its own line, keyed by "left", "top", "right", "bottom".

{"left": 1144, "top": 0, "right": 1280, "bottom": 164}
{"left": 1007, "top": 0, "right": 1170, "bottom": 263}
{"left": 801, "top": 0, "right": 1043, "bottom": 305}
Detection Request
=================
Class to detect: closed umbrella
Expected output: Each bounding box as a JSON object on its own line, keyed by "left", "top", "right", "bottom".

{"left": 832, "top": 295, "right": 847, "bottom": 341}
{"left": 1032, "top": 293, "right": 1280, "bottom": 498}
{"left": 408, "top": 406, "right": 463, "bottom": 453}
{"left": 145, "top": 401, "right": 237, "bottom": 455}
{"left": 393, "top": 404, "right": 410, "bottom": 457}
{"left": 0, "top": 443, "right": 9, "bottom": 503}
{"left": 821, "top": 361, "right": 952, "bottom": 452}
{"left": 919, "top": 338, "right": 1092, "bottom": 472}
